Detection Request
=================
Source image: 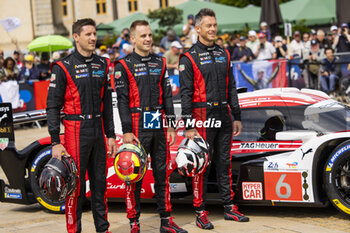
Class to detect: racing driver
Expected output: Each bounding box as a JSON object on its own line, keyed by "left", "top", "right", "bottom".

{"left": 115, "top": 20, "right": 187, "bottom": 233}
{"left": 46, "top": 18, "right": 117, "bottom": 233}
{"left": 179, "top": 8, "right": 249, "bottom": 229}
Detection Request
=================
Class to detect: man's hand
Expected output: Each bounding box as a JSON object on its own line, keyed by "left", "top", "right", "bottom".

{"left": 123, "top": 132, "right": 140, "bottom": 144}
{"left": 52, "top": 144, "right": 69, "bottom": 160}
{"left": 185, "top": 128, "right": 200, "bottom": 140}
{"left": 107, "top": 137, "right": 117, "bottom": 158}
{"left": 167, "top": 127, "right": 176, "bottom": 146}
{"left": 240, "top": 55, "right": 247, "bottom": 62}
{"left": 233, "top": 121, "right": 242, "bottom": 137}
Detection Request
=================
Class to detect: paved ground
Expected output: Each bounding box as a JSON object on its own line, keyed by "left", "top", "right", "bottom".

{"left": 0, "top": 126, "right": 348, "bottom": 233}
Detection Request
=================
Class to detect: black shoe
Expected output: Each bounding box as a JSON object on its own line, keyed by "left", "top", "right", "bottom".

{"left": 130, "top": 220, "right": 140, "bottom": 233}
{"left": 196, "top": 211, "right": 214, "bottom": 230}
{"left": 224, "top": 204, "right": 249, "bottom": 222}
{"left": 160, "top": 217, "right": 188, "bottom": 233}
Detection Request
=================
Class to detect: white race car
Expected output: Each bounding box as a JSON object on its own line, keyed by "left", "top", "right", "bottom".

{"left": 0, "top": 88, "right": 349, "bottom": 216}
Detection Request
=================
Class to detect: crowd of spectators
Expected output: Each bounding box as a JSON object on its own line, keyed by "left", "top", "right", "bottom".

{"left": 1, "top": 18, "right": 350, "bottom": 108}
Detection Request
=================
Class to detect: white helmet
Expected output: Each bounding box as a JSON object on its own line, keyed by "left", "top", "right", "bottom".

{"left": 176, "top": 137, "right": 210, "bottom": 177}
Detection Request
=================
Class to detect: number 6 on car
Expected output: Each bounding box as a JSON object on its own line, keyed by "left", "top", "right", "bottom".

{"left": 264, "top": 172, "right": 303, "bottom": 201}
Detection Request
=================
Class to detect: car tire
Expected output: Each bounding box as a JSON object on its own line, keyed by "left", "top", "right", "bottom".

{"left": 29, "top": 146, "right": 65, "bottom": 213}
{"left": 324, "top": 140, "right": 350, "bottom": 216}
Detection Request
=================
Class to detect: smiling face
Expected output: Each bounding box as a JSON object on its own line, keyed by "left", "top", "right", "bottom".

{"left": 196, "top": 16, "right": 217, "bottom": 46}
{"left": 73, "top": 25, "right": 97, "bottom": 56}
{"left": 131, "top": 25, "right": 152, "bottom": 56}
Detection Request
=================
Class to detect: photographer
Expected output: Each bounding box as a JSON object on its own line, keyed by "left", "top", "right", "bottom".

{"left": 274, "top": 36, "right": 287, "bottom": 59}
{"left": 289, "top": 31, "right": 305, "bottom": 58}
{"left": 303, "top": 40, "right": 325, "bottom": 89}
{"left": 115, "top": 28, "right": 131, "bottom": 59}
{"left": 334, "top": 23, "right": 350, "bottom": 53}
{"left": 253, "top": 33, "right": 276, "bottom": 60}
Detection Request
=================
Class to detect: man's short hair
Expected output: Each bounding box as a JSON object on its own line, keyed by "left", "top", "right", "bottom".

{"left": 130, "top": 20, "right": 149, "bottom": 35}
{"left": 72, "top": 18, "right": 96, "bottom": 35}
{"left": 195, "top": 8, "right": 216, "bottom": 26}
{"left": 324, "top": 47, "right": 334, "bottom": 54}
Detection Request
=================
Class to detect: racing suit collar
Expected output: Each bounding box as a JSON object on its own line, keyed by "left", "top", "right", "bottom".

{"left": 196, "top": 40, "right": 216, "bottom": 51}
{"left": 73, "top": 50, "right": 94, "bottom": 63}
{"left": 131, "top": 51, "right": 152, "bottom": 62}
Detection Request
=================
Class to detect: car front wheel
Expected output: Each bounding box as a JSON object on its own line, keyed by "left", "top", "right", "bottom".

{"left": 324, "top": 140, "right": 350, "bottom": 216}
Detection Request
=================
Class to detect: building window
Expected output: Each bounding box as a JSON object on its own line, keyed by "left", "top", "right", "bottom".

{"left": 128, "top": 0, "right": 138, "bottom": 12}
{"left": 61, "top": 0, "right": 68, "bottom": 16}
{"left": 96, "top": 0, "right": 107, "bottom": 15}
{"left": 160, "top": 0, "right": 168, "bottom": 8}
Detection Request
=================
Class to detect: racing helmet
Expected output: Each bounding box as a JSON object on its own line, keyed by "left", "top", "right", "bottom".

{"left": 260, "top": 115, "right": 285, "bottom": 141}
{"left": 114, "top": 142, "right": 148, "bottom": 185}
{"left": 39, "top": 156, "right": 78, "bottom": 202}
{"left": 176, "top": 137, "right": 210, "bottom": 177}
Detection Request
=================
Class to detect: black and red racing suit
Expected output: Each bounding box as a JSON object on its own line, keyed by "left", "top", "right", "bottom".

{"left": 115, "top": 51, "right": 175, "bottom": 221}
{"left": 47, "top": 50, "right": 115, "bottom": 233}
{"left": 179, "top": 40, "right": 241, "bottom": 212}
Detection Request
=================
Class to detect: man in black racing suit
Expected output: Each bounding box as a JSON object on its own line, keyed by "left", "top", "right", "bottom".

{"left": 115, "top": 20, "right": 187, "bottom": 233}
{"left": 46, "top": 18, "right": 117, "bottom": 233}
{"left": 179, "top": 8, "right": 249, "bottom": 230}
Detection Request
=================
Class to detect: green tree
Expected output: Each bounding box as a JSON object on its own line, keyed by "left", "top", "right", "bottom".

{"left": 214, "top": 0, "right": 291, "bottom": 8}
{"left": 147, "top": 7, "right": 183, "bottom": 28}
{"left": 290, "top": 19, "right": 310, "bottom": 36}
{"left": 147, "top": 7, "right": 183, "bottom": 45}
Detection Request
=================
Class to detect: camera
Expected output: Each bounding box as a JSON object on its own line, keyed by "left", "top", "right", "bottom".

{"left": 124, "top": 33, "right": 130, "bottom": 38}
{"left": 260, "top": 43, "right": 264, "bottom": 49}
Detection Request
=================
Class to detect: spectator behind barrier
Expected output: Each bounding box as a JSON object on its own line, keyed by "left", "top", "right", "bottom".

{"left": 289, "top": 31, "right": 305, "bottom": 58}
{"left": 227, "top": 34, "right": 239, "bottom": 57}
{"left": 320, "top": 48, "right": 341, "bottom": 96}
{"left": 259, "top": 22, "right": 271, "bottom": 42}
{"left": 18, "top": 54, "right": 40, "bottom": 82}
{"left": 232, "top": 36, "right": 254, "bottom": 62}
{"left": 115, "top": 28, "right": 131, "bottom": 58}
{"left": 274, "top": 36, "right": 287, "bottom": 59}
{"left": 159, "top": 29, "right": 182, "bottom": 54}
{"left": 99, "top": 45, "right": 110, "bottom": 59}
{"left": 37, "top": 52, "right": 51, "bottom": 81}
{"left": 302, "top": 33, "right": 310, "bottom": 50}
{"left": 164, "top": 41, "right": 182, "bottom": 70}
{"left": 216, "top": 37, "right": 224, "bottom": 49}
{"left": 246, "top": 30, "right": 259, "bottom": 51}
{"left": 303, "top": 40, "right": 325, "bottom": 89}
{"left": 0, "top": 57, "right": 19, "bottom": 82}
{"left": 182, "top": 14, "right": 197, "bottom": 50}
{"left": 13, "top": 50, "right": 23, "bottom": 70}
{"left": 317, "top": 29, "right": 332, "bottom": 50}
{"left": 253, "top": 33, "right": 276, "bottom": 60}
{"left": 333, "top": 23, "right": 350, "bottom": 53}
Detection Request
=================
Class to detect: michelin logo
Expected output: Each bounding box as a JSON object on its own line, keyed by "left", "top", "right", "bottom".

{"left": 326, "top": 144, "right": 350, "bottom": 171}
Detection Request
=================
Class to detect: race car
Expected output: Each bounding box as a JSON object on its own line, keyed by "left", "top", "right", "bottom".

{"left": 0, "top": 88, "right": 349, "bottom": 217}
